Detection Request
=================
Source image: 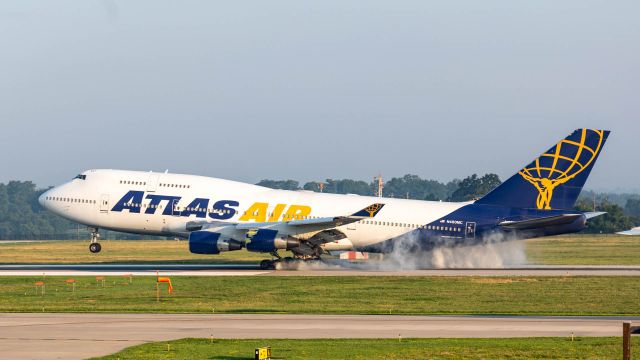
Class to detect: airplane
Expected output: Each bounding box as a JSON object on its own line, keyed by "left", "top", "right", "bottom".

{"left": 617, "top": 227, "right": 640, "bottom": 236}
{"left": 39, "top": 128, "right": 609, "bottom": 269}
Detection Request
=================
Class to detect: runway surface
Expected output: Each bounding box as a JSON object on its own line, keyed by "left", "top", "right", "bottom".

{"left": 0, "top": 313, "right": 637, "bottom": 360}
{"left": 0, "top": 264, "right": 640, "bottom": 276}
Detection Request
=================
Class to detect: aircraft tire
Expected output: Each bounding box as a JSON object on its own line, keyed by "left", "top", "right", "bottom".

{"left": 89, "top": 242, "right": 102, "bottom": 253}
{"left": 259, "top": 259, "right": 276, "bottom": 270}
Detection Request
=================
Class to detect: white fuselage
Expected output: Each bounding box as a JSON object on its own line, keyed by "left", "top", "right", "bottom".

{"left": 39, "top": 169, "right": 468, "bottom": 251}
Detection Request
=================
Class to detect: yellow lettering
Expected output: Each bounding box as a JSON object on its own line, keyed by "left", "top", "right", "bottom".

{"left": 283, "top": 205, "right": 311, "bottom": 220}
{"left": 239, "top": 202, "right": 268, "bottom": 222}
{"left": 240, "top": 203, "right": 312, "bottom": 222}
{"left": 268, "top": 204, "right": 287, "bottom": 222}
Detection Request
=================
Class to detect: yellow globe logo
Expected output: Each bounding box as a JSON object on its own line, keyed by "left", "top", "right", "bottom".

{"left": 519, "top": 129, "right": 606, "bottom": 210}
{"left": 364, "top": 203, "right": 383, "bottom": 217}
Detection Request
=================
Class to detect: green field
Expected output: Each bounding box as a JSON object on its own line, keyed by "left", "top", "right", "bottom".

{"left": 526, "top": 235, "right": 640, "bottom": 265}
{"left": 93, "top": 337, "right": 639, "bottom": 360}
{"left": 0, "top": 240, "right": 267, "bottom": 264}
{"left": 1, "top": 234, "right": 639, "bottom": 265}
{"left": 2, "top": 275, "right": 639, "bottom": 315}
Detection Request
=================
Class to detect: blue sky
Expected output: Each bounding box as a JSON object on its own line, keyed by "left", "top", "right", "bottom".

{"left": 1, "top": 1, "right": 638, "bottom": 191}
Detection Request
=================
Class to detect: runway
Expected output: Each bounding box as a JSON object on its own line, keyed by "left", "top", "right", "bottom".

{"left": 0, "top": 313, "right": 637, "bottom": 360}
{"left": 0, "top": 264, "right": 639, "bottom": 276}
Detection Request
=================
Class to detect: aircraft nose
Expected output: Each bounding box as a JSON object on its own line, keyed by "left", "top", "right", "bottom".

{"left": 38, "top": 190, "right": 50, "bottom": 208}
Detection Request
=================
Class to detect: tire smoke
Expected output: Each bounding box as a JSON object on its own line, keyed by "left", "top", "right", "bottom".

{"left": 377, "top": 232, "right": 527, "bottom": 269}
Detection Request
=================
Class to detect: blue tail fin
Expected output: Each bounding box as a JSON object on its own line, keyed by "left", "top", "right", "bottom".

{"left": 476, "top": 128, "right": 610, "bottom": 210}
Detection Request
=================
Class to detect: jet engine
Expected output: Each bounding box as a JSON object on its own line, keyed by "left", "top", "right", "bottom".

{"left": 189, "top": 231, "right": 244, "bottom": 254}
{"left": 245, "top": 229, "right": 300, "bottom": 253}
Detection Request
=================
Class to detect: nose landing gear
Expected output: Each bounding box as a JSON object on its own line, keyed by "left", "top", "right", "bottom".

{"left": 89, "top": 227, "right": 101, "bottom": 253}
{"left": 89, "top": 242, "right": 102, "bottom": 253}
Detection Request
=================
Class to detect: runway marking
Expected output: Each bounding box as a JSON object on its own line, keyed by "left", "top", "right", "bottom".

{"left": 0, "top": 264, "right": 640, "bottom": 276}
{"left": 0, "top": 270, "right": 269, "bottom": 276}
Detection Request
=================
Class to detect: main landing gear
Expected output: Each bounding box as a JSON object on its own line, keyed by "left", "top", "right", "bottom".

{"left": 259, "top": 252, "right": 322, "bottom": 270}
{"left": 89, "top": 227, "right": 101, "bottom": 253}
{"left": 259, "top": 251, "right": 282, "bottom": 270}
{"left": 260, "top": 259, "right": 277, "bottom": 270}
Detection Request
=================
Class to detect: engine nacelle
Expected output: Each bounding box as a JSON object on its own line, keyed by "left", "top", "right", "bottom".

{"left": 189, "top": 231, "right": 244, "bottom": 254}
{"left": 245, "top": 229, "right": 300, "bottom": 253}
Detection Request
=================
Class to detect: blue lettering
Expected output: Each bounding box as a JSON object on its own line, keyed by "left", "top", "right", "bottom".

{"left": 180, "top": 198, "right": 210, "bottom": 218}
{"left": 145, "top": 194, "right": 181, "bottom": 215}
{"left": 111, "top": 191, "right": 144, "bottom": 213}
{"left": 209, "top": 200, "right": 239, "bottom": 220}
{"left": 112, "top": 192, "right": 239, "bottom": 219}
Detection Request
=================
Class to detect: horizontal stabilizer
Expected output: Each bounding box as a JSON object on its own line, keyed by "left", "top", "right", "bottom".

{"left": 617, "top": 227, "right": 640, "bottom": 236}
{"left": 499, "top": 214, "right": 583, "bottom": 230}
{"left": 584, "top": 211, "right": 607, "bottom": 220}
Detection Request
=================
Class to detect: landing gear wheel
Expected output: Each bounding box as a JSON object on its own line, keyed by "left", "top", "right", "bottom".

{"left": 89, "top": 242, "right": 102, "bottom": 253}
{"left": 88, "top": 227, "right": 101, "bottom": 253}
{"left": 259, "top": 259, "right": 276, "bottom": 270}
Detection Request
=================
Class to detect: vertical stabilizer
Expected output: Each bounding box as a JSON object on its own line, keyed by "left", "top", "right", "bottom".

{"left": 476, "top": 129, "right": 610, "bottom": 210}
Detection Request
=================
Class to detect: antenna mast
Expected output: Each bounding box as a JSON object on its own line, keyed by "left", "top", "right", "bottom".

{"left": 374, "top": 174, "right": 384, "bottom": 198}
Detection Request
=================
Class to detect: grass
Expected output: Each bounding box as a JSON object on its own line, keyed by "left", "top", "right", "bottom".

{"left": 92, "top": 337, "right": 640, "bottom": 359}
{"left": 2, "top": 275, "right": 640, "bottom": 315}
{"left": 1, "top": 234, "right": 640, "bottom": 265}
{"left": 0, "top": 240, "right": 267, "bottom": 264}
{"left": 526, "top": 235, "right": 640, "bottom": 265}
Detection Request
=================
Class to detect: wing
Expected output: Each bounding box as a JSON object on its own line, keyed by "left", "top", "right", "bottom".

{"left": 236, "top": 203, "right": 384, "bottom": 230}
{"left": 186, "top": 203, "right": 385, "bottom": 237}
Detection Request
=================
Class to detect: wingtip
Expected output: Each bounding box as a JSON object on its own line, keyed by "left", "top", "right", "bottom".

{"left": 351, "top": 203, "right": 385, "bottom": 218}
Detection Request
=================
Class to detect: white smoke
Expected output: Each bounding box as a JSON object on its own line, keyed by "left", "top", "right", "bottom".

{"left": 275, "top": 232, "right": 527, "bottom": 271}
{"left": 275, "top": 259, "right": 342, "bottom": 271}
{"left": 382, "top": 240, "right": 527, "bottom": 269}
{"left": 376, "top": 231, "right": 527, "bottom": 270}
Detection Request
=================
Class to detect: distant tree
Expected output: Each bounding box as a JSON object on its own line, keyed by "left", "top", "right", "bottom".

{"left": 303, "top": 182, "right": 327, "bottom": 192}
{"left": 575, "top": 199, "right": 637, "bottom": 233}
{"left": 579, "top": 190, "right": 640, "bottom": 208}
{"left": 625, "top": 198, "right": 640, "bottom": 217}
{"left": 0, "top": 182, "right": 78, "bottom": 239}
{"left": 303, "top": 179, "right": 371, "bottom": 195}
{"left": 255, "top": 180, "right": 300, "bottom": 190}
{"left": 448, "top": 173, "right": 501, "bottom": 201}
{"left": 424, "top": 193, "right": 439, "bottom": 201}
{"left": 383, "top": 174, "right": 454, "bottom": 200}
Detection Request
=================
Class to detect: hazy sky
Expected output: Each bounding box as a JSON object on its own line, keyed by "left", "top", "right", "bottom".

{"left": 1, "top": 1, "right": 638, "bottom": 191}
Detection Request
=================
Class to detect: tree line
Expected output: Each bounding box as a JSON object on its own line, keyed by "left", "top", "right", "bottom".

{"left": 257, "top": 173, "right": 502, "bottom": 202}
{"left": 0, "top": 181, "right": 146, "bottom": 240}
{"left": 0, "top": 174, "right": 637, "bottom": 239}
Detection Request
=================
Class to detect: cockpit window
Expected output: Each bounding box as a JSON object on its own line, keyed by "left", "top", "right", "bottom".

{"left": 74, "top": 174, "right": 87, "bottom": 180}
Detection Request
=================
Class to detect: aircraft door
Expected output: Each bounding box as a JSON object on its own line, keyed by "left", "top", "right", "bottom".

{"left": 465, "top": 222, "right": 476, "bottom": 239}
{"left": 100, "top": 194, "right": 110, "bottom": 213}
{"left": 170, "top": 198, "right": 181, "bottom": 216}
{"left": 146, "top": 174, "right": 159, "bottom": 192}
